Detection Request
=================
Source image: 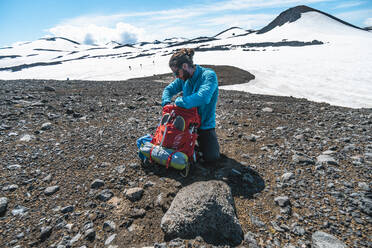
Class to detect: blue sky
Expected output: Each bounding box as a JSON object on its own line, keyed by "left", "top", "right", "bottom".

{"left": 0, "top": 0, "right": 371, "bottom": 47}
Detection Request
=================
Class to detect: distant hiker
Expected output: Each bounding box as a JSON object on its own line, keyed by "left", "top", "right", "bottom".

{"left": 162, "top": 48, "right": 220, "bottom": 165}
{"left": 129, "top": 65, "right": 132, "bottom": 71}
{"left": 140, "top": 63, "right": 142, "bottom": 69}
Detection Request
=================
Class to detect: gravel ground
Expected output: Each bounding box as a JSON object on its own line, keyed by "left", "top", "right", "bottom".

{"left": 0, "top": 65, "right": 371, "bottom": 247}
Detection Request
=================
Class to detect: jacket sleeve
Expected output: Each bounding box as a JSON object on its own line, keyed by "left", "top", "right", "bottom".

{"left": 175, "top": 71, "right": 217, "bottom": 109}
{"left": 161, "top": 79, "right": 183, "bottom": 106}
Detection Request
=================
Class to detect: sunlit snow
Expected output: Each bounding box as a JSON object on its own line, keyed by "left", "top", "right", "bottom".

{"left": 1, "top": 11, "right": 371, "bottom": 109}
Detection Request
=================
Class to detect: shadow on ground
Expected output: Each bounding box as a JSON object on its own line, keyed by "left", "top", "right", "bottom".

{"left": 141, "top": 153, "right": 265, "bottom": 199}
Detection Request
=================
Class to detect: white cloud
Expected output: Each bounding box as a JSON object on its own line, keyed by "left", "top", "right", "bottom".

{"left": 201, "top": 13, "right": 276, "bottom": 30}
{"left": 334, "top": 1, "right": 364, "bottom": 9}
{"left": 365, "top": 18, "right": 372, "bottom": 26}
{"left": 47, "top": 22, "right": 144, "bottom": 45}
{"left": 45, "top": 0, "right": 334, "bottom": 44}
{"left": 335, "top": 9, "right": 372, "bottom": 26}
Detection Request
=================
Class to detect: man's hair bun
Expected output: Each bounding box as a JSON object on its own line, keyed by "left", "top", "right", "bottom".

{"left": 169, "top": 48, "right": 195, "bottom": 68}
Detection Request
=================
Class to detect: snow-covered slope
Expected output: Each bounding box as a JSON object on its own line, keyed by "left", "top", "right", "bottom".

{"left": 1, "top": 5, "right": 371, "bottom": 108}
{"left": 214, "top": 27, "right": 251, "bottom": 39}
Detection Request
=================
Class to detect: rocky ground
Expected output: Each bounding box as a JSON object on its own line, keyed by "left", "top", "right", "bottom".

{"left": 0, "top": 65, "right": 371, "bottom": 248}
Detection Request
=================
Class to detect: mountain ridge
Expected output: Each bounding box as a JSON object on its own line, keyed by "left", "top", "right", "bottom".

{"left": 257, "top": 5, "right": 365, "bottom": 34}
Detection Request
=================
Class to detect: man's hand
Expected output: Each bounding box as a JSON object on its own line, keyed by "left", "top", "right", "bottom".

{"left": 175, "top": 97, "right": 185, "bottom": 107}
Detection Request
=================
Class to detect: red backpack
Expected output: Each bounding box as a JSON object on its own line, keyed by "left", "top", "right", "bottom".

{"left": 151, "top": 104, "right": 201, "bottom": 170}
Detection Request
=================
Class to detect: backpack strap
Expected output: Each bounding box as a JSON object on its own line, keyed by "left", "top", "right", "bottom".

{"left": 166, "top": 150, "right": 178, "bottom": 169}
{"left": 149, "top": 145, "right": 155, "bottom": 163}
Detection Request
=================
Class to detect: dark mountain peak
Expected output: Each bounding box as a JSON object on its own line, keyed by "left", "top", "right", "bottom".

{"left": 40, "top": 37, "right": 81, "bottom": 45}
{"left": 257, "top": 5, "right": 364, "bottom": 34}
{"left": 214, "top": 27, "right": 243, "bottom": 37}
{"left": 106, "top": 41, "right": 122, "bottom": 46}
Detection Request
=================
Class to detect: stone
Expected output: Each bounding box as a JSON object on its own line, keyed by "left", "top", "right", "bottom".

{"left": 69, "top": 233, "right": 81, "bottom": 245}
{"left": 124, "top": 187, "right": 144, "bottom": 202}
{"left": 262, "top": 107, "right": 273, "bottom": 112}
{"left": 90, "top": 179, "right": 105, "bottom": 189}
{"left": 312, "top": 231, "right": 346, "bottom": 248}
{"left": 244, "top": 231, "right": 258, "bottom": 246}
{"left": 7, "top": 164, "right": 21, "bottom": 170}
{"left": 115, "top": 165, "right": 126, "bottom": 174}
{"left": 61, "top": 205, "right": 74, "bottom": 214}
{"left": 291, "top": 224, "right": 305, "bottom": 236}
{"left": 44, "top": 186, "right": 60, "bottom": 196}
{"left": 274, "top": 196, "right": 290, "bottom": 207}
{"left": 2, "top": 184, "right": 18, "bottom": 192}
{"left": 0, "top": 197, "right": 8, "bottom": 216}
{"left": 103, "top": 220, "right": 116, "bottom": 232}
{"left": 292, "top": 153, "right": 314, "bottom": 165}
{"left": 39, "top": 226, "right": 53, "bottom": 242}
{"left": 41, "top": 122, "right": 52, "bottom": 131}
{"left": 281, "top": 172, "right": 294, "bottom": 183}
{"left": 96, "top": 189, "right": 114, "bottom": 202}
{"left": 316, "top": 154, "right": 338, "bottom": 165}
{"left": 19, "top": 134, "right": 35, "bottom": 142}
{"left": 11, "top": 205, "right": 28, "bottom": 216}
{"left": 105, "top": 234, "right": 117, "bottom": 245}
{"left": 161, "top": 180, "right": 243, "bottom": 246}
{"left": 250, "top": 214, "right": 266, "bottom": 228}
{"left": 359, "top": 196, "right": 372, "bottom": 216}
{"left": 84, "top": 228, "right": 96, "bottom": 241}
{"left": 358, "top": 182, "right": 370, "bottom": 191}
{"left": 44, "top": 86, "right": 56, "bottom": 92}
{"left": 42, "top": 174, "right": 52, "bottom": 182}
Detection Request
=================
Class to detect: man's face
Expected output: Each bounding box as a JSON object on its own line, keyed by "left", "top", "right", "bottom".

{"left": 172, "top": 65, "right": 190, "bottom": 81}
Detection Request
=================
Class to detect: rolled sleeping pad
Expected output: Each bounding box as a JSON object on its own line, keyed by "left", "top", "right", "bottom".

{"left": 140, "top": 142, "right": 188, "bottom": 170}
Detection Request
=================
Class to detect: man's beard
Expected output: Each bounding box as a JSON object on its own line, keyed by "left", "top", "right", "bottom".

{"left": 181, "top": 69, "right": 191, "bottom": 81}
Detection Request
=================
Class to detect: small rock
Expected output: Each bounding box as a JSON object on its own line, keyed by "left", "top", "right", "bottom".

{"left": 61, "top": 205, "right": 74, "bottom": 214}
{"left": 90, "top": 179, "right": 105, "bottom": 189}
{"left": 39, "top": 226, "right": 53, "bottom": 242}
{"left": 96, "top": 189, "right": 114, "bottom": 202}
{"left": 358, "top": 182, "right": 370, "bottom": 191}
{"left": 130, "top": 208, "right": 146, "bottom": 218}
{"left": 0, "top": 197, "right": 8, "bottom": 216}
{"left": 274, "top": 196, "right": 290, "bottom": 207}
{"left": 84, "top": 228, "right": 95, "bottom": 241}
{"left": 44, "top": 186, "right": 60, "bottom": 196}
{"left": 281, "top": 172, "right": 294, "bottom": 183}
{"left": 7, "top": 164, "right": 21, "bottom": 170}
{"left": 316, "top": 154, "right": 338, "bottom": 165}
{"left": 69, "top": 233, "right": 81, "bottom": 245}
{"left": 44, "top": 86, "right": 56, "bottom": 92}
{"left": 262, "top": 107, "right": 273, "bottom": 112}
{"left": 359, "top": 196, "right": 372, "bottom": 216}
{"left": 125, "top": 187, "right": 144, "bottom": 202}
{"left": 19, "top": 134, "right": 35, "bottom": 142}
{"left": 291, "top": 224, "right": 305, "bottom": 236}
{"left": 312, "top": 231, "right": 346, "bottom": 248}
{"left": 244, "top": 231, "right": 258, "bottom": 246}
{"left": 11, "top": 205, "right": 28, "bottom": 216}
{"left": 41, "top": 122, "right": 52, "bottom": 131}
{"left": 103, "top": 220, "right": 116, "bottom": 232}
{"left": 105, "top": 234, "right": 117, "bottom": 245}
{"left": 2, "top": 184, "right": 18, "bottom": 192}
{"left": 292, "top": 153, "right": 314, "bottom": 165}
{"left": 115, "top": 165, "right": 126, "bottom": 174}
{"left": 42, "top": 174, "right": 52, "bottom": 182}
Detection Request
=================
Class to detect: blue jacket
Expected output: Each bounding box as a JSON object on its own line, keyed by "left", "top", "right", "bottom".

{"left": 162, "top": 65, "right": 218, "bottom": 130}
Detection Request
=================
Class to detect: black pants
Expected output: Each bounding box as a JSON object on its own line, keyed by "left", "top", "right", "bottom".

{"left": 197, "top": 128, "right": 220, "bottom": 162}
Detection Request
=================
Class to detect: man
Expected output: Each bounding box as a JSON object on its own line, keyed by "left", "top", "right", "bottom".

{"left": 162, "top": 48, "right": 220, "bottom": 165}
